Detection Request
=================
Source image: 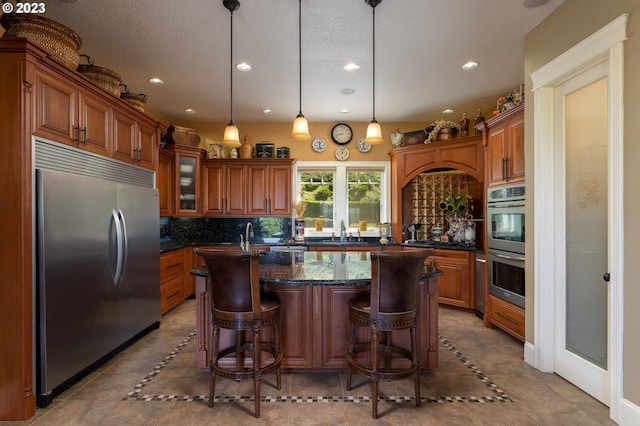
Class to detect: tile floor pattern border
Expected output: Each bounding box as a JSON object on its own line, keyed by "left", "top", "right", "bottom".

{"left": 122, "top": 330, "right": 512, "bottom": 405}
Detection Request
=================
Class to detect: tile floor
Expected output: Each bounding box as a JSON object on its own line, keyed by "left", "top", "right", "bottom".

{"left": 13, "top": 299, "right": 614, "bottom": 425}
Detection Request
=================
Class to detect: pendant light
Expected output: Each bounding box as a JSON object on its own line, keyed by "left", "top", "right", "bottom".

{"left": 365, "top": 0, "right": 384, "bottom": 145}
{"left": 222, "top": 0, "right": 241, "bottom": 147}
{"left": 291, "top": 0, "right": 311, "bottom": 140}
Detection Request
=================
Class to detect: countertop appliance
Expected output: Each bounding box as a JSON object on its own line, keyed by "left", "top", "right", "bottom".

{"left": 35, "top": 139, "right": 160, "bottom": 407}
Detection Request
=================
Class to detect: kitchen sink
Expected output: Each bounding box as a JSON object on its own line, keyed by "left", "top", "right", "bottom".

{"left": 320, "top": 240, "right": 370, "bottom": 246}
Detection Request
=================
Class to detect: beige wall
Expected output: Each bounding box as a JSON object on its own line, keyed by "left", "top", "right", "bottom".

{"left": 525, "top": 0, "right": 640, "bottom": 406}
{"left": 174, "top": 108, "right": 494, "bottom": 163}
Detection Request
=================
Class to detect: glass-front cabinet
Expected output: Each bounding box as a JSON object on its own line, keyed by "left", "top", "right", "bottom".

{"left": 172, "top": 145, "right": 205, "bottom": 216}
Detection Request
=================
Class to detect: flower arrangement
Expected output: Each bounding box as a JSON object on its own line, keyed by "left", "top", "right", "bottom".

{"left": 438, "top": 192, "right": 469, "bottom": 214}
{"left": 426, "top": 120, "right": 462, "bottom": 143}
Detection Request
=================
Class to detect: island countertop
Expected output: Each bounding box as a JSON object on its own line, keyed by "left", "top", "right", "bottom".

{"left": 192, "top": 250, "right": 442, "bottom": 372}
{"left": 190, "top": 250, "right": 443, "bottom": 286}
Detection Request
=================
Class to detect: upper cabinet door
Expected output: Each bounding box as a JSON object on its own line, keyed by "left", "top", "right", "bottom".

{"left": 136, "top": 121, "right": 157, "bottom": 170}
{"left": 226, "top": 163, "right": 248, "bottom": 216}
{"left": 111, "top": 109, "right": 136, "bottom": 164}
{"left": 79, "top": 90, "right": 111, "bottom": 157}
{"left": 247, "top": 164, "right": 269, "bottom": 215}
{"left": 485, "top": 103, "right": 525, "bottom": 186}
{"left": 269, "top": 164, "right": 292, "bottom": 216}
{"left": 33, "top": 69, "right": 77, "bottom": 144}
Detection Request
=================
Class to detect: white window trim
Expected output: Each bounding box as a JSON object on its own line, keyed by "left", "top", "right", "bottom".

{"left": 294, "top": 161, "right": 391, "bottom": 237}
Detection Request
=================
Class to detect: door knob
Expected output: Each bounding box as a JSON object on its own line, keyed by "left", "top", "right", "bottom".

{"left": 603, "top": 272, "right": 610, "bottom": 282}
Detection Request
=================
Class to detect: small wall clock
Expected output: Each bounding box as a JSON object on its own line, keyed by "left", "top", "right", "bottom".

{"left": 331, "top": 123, "right": 353, "bottom": 145}
{"left": 357, "top": 138, "right": 372, "bottom": 153}
{"left": 311, "top": 138, "right": 327, "bottom": 152}
{"left": 335, "top": 147, "right": 350, "bottom": 161}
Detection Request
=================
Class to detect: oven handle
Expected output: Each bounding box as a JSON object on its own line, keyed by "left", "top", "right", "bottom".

{"left": 492, "top": 252, "right": 525, "bottom": 262}
{"left": 487, "top": 203, "right": 524, "bottom": 208}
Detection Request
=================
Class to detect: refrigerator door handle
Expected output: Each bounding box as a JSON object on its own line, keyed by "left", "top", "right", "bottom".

{"left": 117, "top": 209, "right": 129, "bottom": 285}
{"left": 112, "top": 209, "right": 124, "bottom": 285}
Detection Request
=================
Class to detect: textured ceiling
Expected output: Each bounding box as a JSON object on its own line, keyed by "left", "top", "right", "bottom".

{"left": 35, "top": 0, "right": 564, "bottom": 124}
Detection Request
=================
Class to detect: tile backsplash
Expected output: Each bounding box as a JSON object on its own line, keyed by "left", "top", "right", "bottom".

{"left": 160, "top": 217, "right": 292, "bottom": 244}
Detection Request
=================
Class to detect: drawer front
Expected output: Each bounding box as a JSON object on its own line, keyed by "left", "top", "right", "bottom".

{"left": 160, "top": 250, "right": 185, "bottom": 279}
{"left": 489, "top": 295, "right": 525, "bottom": 340}
{"left": 432, "top": 249, "right": 470, "bottom": 261}
{"left": 161, "top": 274, "right": 184, "bottom": 314}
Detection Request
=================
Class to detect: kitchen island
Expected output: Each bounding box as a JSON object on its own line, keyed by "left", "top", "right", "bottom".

{"left": 192, "top": 250, "right": 442, "bottom": 372}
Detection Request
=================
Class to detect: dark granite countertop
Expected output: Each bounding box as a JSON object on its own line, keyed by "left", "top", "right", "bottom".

{"left": 401, "top": 241, "right": 477, "bottom": 252}
{"left": 162, "top": 237, "right": 475, "bottom": 253}
{"left": 190, "top": 250, "right": 443, "bottom": 286}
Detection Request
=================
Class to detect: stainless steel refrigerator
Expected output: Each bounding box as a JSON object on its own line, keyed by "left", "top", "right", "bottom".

{"left": 35, "top": 168, "right": 160, "bottom": 407}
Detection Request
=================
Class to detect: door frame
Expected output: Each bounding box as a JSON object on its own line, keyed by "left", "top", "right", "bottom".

{"left": 528, "top": 14, "right": 626, "bottom": 422}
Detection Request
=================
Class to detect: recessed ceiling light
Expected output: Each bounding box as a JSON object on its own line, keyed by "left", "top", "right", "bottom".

{"left": 462, "top": 61, "right": 479, "bottom": 70}
{"left": 148, "top": 77, "right": 164, "bottom": 85}
{"left": 340, "top": 88, "right": 355, "bottom": 95}
{"left": 262, "top": 109, "right": 273, "bottom": 114}
{"left": 442, "top": 109, "right": 454, "bottom": 114}
{"left": 340, "top": 109, "right": 350, "bottom": 114}
{"left": 236, "top": 63, "right": 251, "bottom": 71}
{"left": 185, "top": 108, "right": 196, "bottom": 114}
{"left": 344, "top": 63, "right": 360, "bottom": 71}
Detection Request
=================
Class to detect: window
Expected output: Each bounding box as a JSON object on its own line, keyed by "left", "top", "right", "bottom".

{"left": 295, "top": 161, "right": 390, "bottom": 237}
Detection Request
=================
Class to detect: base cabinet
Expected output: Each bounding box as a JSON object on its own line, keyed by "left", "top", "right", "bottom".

{"left": 487, "top": 295, "right": 525, "bottom": 341}
{"left": 430, "top": 249, "right": 474, "bottom": 308}
{"left": 194, "top": 274, "right": 440, "bottom": 371}
{"left": 160, "top": 247, "right": 198, "bottom": 314}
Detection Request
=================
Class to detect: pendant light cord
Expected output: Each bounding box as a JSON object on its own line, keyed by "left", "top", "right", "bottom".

{"left": 371, "top": 5, "right": 376, "bottom": 122}
{"left": 229, "top": 9, "right": 234, "bottom": 124}
{"left": 298, "top": 0, "right": 303, "bottom": 116}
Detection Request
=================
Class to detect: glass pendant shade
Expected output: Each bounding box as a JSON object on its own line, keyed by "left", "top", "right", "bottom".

{"left": 222, "top": 122, "right": 240, "bottom": 147}
{"left": 292, "top": 113, "right": 310, "bottom": 140}
{"left": 365, "top": 120, "right": 384, "bottom": 145}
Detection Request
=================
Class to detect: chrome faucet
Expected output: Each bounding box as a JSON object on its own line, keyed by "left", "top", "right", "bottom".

{"left": 242, "top": 222, "right": 254, "bottom": 252}
{"left": 340, "top": 219, "right": 346, "bottom": 241}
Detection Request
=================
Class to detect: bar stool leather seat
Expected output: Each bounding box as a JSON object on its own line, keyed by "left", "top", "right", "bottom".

{"left": 346, "top": 249, "right": 433, "bottom": 419}
{"left": 194, "top": 249, "right": 282, "bottom": 418}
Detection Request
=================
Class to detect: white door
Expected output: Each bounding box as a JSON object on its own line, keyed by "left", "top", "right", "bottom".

{"left": 553, "top": 63, "right": 610, "bottom": 405}
{"left": 531, "top": 15, "right": 625, "bottom": 421}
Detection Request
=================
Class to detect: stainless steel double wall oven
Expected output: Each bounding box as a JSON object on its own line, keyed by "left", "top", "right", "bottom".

{"left": 487, "top": 184, "right": 525, "bottom": 308}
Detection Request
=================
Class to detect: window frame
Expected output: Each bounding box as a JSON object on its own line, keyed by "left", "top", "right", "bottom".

{"left": 294, "top": 161, "right": 391, "bottom": 237}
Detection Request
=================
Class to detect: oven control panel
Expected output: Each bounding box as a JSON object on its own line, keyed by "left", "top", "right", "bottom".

{"left": 488, "top": 184, "right": 525, "bottom": 203}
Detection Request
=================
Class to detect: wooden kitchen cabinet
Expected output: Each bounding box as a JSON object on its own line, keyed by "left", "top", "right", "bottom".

{"left": 482, "top": 102, "right": 525, "bottom": 186}
{"left": 165, "top": 145, "right": 205, "bottom": 217}
{"left": 160, "top": 249, "right": 186, "bottom": 314}
{"left": 160, "top": 246, "right": 199, "bottom": 314}
{"left": 33, "top": 69, "right": 110, "bottom": 158}
{"left": 157, "top": 148, "right": 175, "bottom": 217}
{"left": 202, "top": 159, "right": 294, "bottom": 217}
{"left": 202, "top": 161, "right": 248, "bottom": 216}
{"left": 487, "top": 294, "right": 525, "bottom": 341}
{"left": 430, "top": 249, "right": 474, "bottom": 308}
{"left": 247, "top": 161, "right": 293, "bottom": 216}
{"left": 33, "top": 64, "right": 158, "bottom": 171}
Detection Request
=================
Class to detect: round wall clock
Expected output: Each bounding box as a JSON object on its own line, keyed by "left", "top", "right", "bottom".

{"left": 335, "top": 147, "right": 350, "bottom": 161}
{"left": 357, "top": 138, "right": 372, "bottom": 153}
{"left": 311, "top": 138, "right": 327, "bottom": 152}
{"left": 331, "top": 123, "right": 353, "bottom": 145}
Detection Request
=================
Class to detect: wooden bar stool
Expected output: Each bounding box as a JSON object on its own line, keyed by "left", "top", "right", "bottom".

{"left": 346, "top": 249, "right": 433, "bottom": 419}
{"left": 194, "top": 249, "right": 282, "bottom": 418}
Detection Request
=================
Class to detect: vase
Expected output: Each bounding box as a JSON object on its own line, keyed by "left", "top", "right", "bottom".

{"left": 239, "top": 136, "right": 253, "bottom": 159}
{"left": 294, "top": 218, "right": 305, "bottom": 242}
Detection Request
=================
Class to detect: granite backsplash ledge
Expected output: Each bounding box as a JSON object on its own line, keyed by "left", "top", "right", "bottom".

{"left": 160, "top": 217, "right": 293, "bottom": 244}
